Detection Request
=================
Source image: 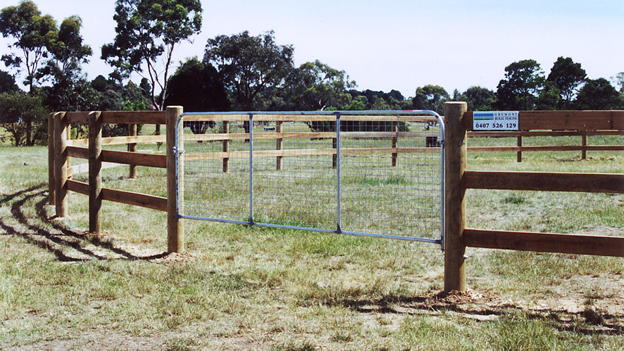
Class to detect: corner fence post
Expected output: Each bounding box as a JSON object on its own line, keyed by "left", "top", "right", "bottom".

{"left": 54, "top": 112, "right": 68, "bottom": 218}
{"left": 89, "top": 111, "right": 102, "bottom": 233}
{"left": 444, "top": 102, "right": 468, "bottom": 292}
{"left": 167, "top": 106, "right": 184, "bottom": 253}
{"left": 48, "top": 113, "right": 56, "bottom": 206}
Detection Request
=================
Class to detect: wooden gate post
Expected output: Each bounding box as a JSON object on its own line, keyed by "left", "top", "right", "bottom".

{"left": 444, "top": 101, "right": 468, "bottom": 292}
{"left": 167, "top": 106, "right": 184, "bottom": 253}
{"left": 89, "top": 111, "right": 102, "bottom": 233}
{"left": 48, "top": 113, "right": 56, "bottom": 206}
{"left": 54, "top": 112, "right": 68, "bottom": 218}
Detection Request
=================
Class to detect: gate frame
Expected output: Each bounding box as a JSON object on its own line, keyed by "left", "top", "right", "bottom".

{"left": 174, "top": 110, "right": 446, "bottom": 244}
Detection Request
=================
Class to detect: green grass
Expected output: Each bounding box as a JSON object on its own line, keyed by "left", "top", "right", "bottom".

{"left": 1, "top": 134, "right": 624, "bottom": 350}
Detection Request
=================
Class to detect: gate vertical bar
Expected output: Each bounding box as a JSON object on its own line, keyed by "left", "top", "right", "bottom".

{"left": 249, "top": 113, "right": 254, "bottom": 224}
{"left": 444, "top": 102, "right": 467, "bottom": 292}
{"left": 88, "top": 111, "right": 102, "bottom": 233}
{"left": 335, "top": 112, "right": 342, "bottom": 233}
{"left": 167, "top": 106, "right": 184, "bottom": 253}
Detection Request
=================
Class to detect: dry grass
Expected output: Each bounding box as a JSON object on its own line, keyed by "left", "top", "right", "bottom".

{"left": 1, "top": 132, "right": 624, "bottom": 350}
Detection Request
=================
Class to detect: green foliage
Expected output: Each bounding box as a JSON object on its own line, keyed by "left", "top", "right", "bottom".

{"left": 286, "top": 60, "right": 356, "bottom": 111}
{"left": 496, "top": 59, "right": 545, "bottom": 110}
{"left": 412, "top": 84, "right": 450, "bottom": 114}
{"left": 0, "top": 1, "right": 57, "bottom": 93}
{"left": 204, "top": 30, "right": 294, "bottom": 111}
{"left": 0, "top": 91, "right": 48, "bottom": 146}
{"left": 462, "top": 86, "right": 497, "bottom": 111}
{"left": 546, "top": 56, "right": 587, "bottom": 109}
{"left": 0, "top": 70, "right": 19, "bottom": 94}
{"left": 575, "top": 78, "right": 623, "bottom": 110}
{"left": 348, "top": 89, "right": 410, "bottom": 110}
{"left": 102, "top": 0, "right": 203, "bottom": 110}
{"left": 165, "top": 57, "right": 229, "bottom": 112}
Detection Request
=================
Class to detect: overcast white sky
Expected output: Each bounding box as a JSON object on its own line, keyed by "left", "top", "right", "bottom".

{"left": 2, "top": 0, "right": 623, "bottom": 98}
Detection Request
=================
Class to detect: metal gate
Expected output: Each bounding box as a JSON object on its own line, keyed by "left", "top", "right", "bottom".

{"left": 175, "top": 111, "right": 445, "bottom": 245}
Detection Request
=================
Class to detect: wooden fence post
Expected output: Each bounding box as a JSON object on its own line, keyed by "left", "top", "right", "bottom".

{"left": 48, "top": 113, "right": 56, "bottom": 206}
{"left": 223, "top": 121, "right": 229, "bottom": 173}
{"left": 444, "top": 101, "right": 467, "bottom": 292}
{"left": 276, "top": 121, "right": 283, "bottom": 170}
{"left": 391, "top": 121, "right": 398, "bottom": 167}
{"left": 54, "top": 112, "right": 68, "bottom": 218}
{"left": 89, "top": 111, "right": 102, "bottom": 233}
{"left": 167, "top": 106, "right": 184, "bottom": 253}
{"left": 128, "top": 123, "right": 137, "bottom": 179}
{"left": 517, "top": 135, "right": 522, "bottom": 162}
{"left": 581, "top": 130, "right": 587, "bottom": 160}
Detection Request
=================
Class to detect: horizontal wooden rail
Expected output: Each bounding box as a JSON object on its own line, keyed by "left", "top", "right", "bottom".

{"left": 69, "top": 135, "right": 166, "bottom": 147}
{"left": 183, "top": 146, "right": 434, "bottom": 161}
{"left": 468, "top": 145, "right": 624, "bottom": 153}
{"left": 66, "top": 146, "right": 89, "bottom": 159}
{"left": 463, "top": 110, "right": 624, "bottom": 131}
{"left": 100, "top": 188, "right": 168, "bottom": 212}
{"left": 65, "top": 111, "right": 167, "bottom": 124}
{"left": 69, "top": 162, "right": 127, "bottom": 176}
{"left": 464, "top": 171, "right": 624, "bottom": 193}
{"left": 468, "top": 130, "right": 624, "bottom": 138}
{"left": 101, "top": 150, "right": 166, "bottom": 168}
{"left": 66, "top": 179, "right": 89, "bottom": 195}
{"left": 464, "top": 229, "right": 624, "bottom": 257}
{"left": 182, "top": 131, "right": 438, "bottom": 142}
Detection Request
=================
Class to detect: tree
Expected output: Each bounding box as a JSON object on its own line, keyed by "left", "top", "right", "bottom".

{"left": 101, "top": 0, "right": 203, "bottom": 112}
{"left": 496, "top": 59, "right": 545, "bottom": 110}
{"left": 0, "top": 91, "right": 48, "bottom": 146}
{"left": 41, "top": 15, "right": 95, "bottom": 112}
{"left": 462, "top": 86, "right": 496, "bottom": 111}
{"left": 0, "top": 1, "right": 57, "bottom": 94}
{"left": 0, "top": 70, "right": 18, "bottom": 93}
{"left": 575, "top": 78, "right": 622, "bottom": 110}
{"left": 204, "top": 30, "right": 294, "bottom": 111}
{"left": 164, "top": 57, "right": 229, "bottom": 134}
{"left": 286, "top": 60, "right": 356, "bottom": 111}
{"left": 546, "top": 57, "right": 587, "bottom": 109}
{"left": 412, "top": 85, "right": 450, "bottom": 115}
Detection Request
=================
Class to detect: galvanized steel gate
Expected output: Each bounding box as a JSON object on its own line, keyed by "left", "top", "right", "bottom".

{"left": 175, "top": 111, "right": 445, "bottom": 245}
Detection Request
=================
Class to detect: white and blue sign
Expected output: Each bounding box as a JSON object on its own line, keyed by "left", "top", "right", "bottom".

{"left": 473, "top": 111, "right": 519, "bottom": 131}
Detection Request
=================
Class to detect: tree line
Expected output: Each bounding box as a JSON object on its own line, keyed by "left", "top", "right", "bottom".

{"left": 1, "top": 0, "right": 623, "bottom": 146}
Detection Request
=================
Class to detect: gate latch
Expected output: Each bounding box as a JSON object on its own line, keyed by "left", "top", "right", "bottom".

{"left": 172, "top": 146, "right": 185, "bottom": 155}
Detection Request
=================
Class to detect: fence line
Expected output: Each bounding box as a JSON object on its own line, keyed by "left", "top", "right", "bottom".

{"left": 443, "top": 104, "right": 624, "bottom": 292}
{"left": 48, "top": 109, "right": 180, "bottom": 251}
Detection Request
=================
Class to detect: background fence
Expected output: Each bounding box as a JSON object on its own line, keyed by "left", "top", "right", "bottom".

{"left": 468, "top": 130, "right": 624, "bottom": 162}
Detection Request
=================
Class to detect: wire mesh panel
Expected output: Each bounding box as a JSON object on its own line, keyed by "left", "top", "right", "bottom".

{"left": 178, "top": 111, "right": 444, "bottom": 244}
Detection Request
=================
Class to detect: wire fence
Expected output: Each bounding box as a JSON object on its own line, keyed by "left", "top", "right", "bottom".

{"left": 177, "top": 111, "right": 445, "bottom": 244}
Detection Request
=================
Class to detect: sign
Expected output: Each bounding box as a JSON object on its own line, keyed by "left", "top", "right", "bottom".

{"left": 473, "top": 111, "right": 519, "bottom": 131}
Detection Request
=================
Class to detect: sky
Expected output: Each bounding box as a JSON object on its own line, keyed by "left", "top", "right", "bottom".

{"left": 2, "top": 0, "right": 624, "bottom": 98}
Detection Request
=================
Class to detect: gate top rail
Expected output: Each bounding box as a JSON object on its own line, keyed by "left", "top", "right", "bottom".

{"left": 178, "top": 109, "right": 444, "bottom": 124}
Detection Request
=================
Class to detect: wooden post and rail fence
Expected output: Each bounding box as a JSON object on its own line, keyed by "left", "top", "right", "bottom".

{"left": 443, "top": 102, "right": 624, "bottom": 292}
{"left": 48, "top": 104, "right": 624, "bottom": 294}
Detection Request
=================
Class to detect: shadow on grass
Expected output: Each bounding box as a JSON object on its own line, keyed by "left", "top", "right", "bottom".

{"left": 0, "top": 183, "right": 168, "bottom": 262}
{"left": 334, "top": 291, "right": 624, "bottom": 336}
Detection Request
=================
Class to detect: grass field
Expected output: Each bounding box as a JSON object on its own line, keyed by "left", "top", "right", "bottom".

{"left": 1, "top": 131, "right": 624, "bottom": 350}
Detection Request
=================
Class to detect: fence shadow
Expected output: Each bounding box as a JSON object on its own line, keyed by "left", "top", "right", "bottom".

{"left": 0, "top": 184, "right": 168, "bottom": 261}
{"left": 334, "top": 291, "right": 624, "bottom": 336}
